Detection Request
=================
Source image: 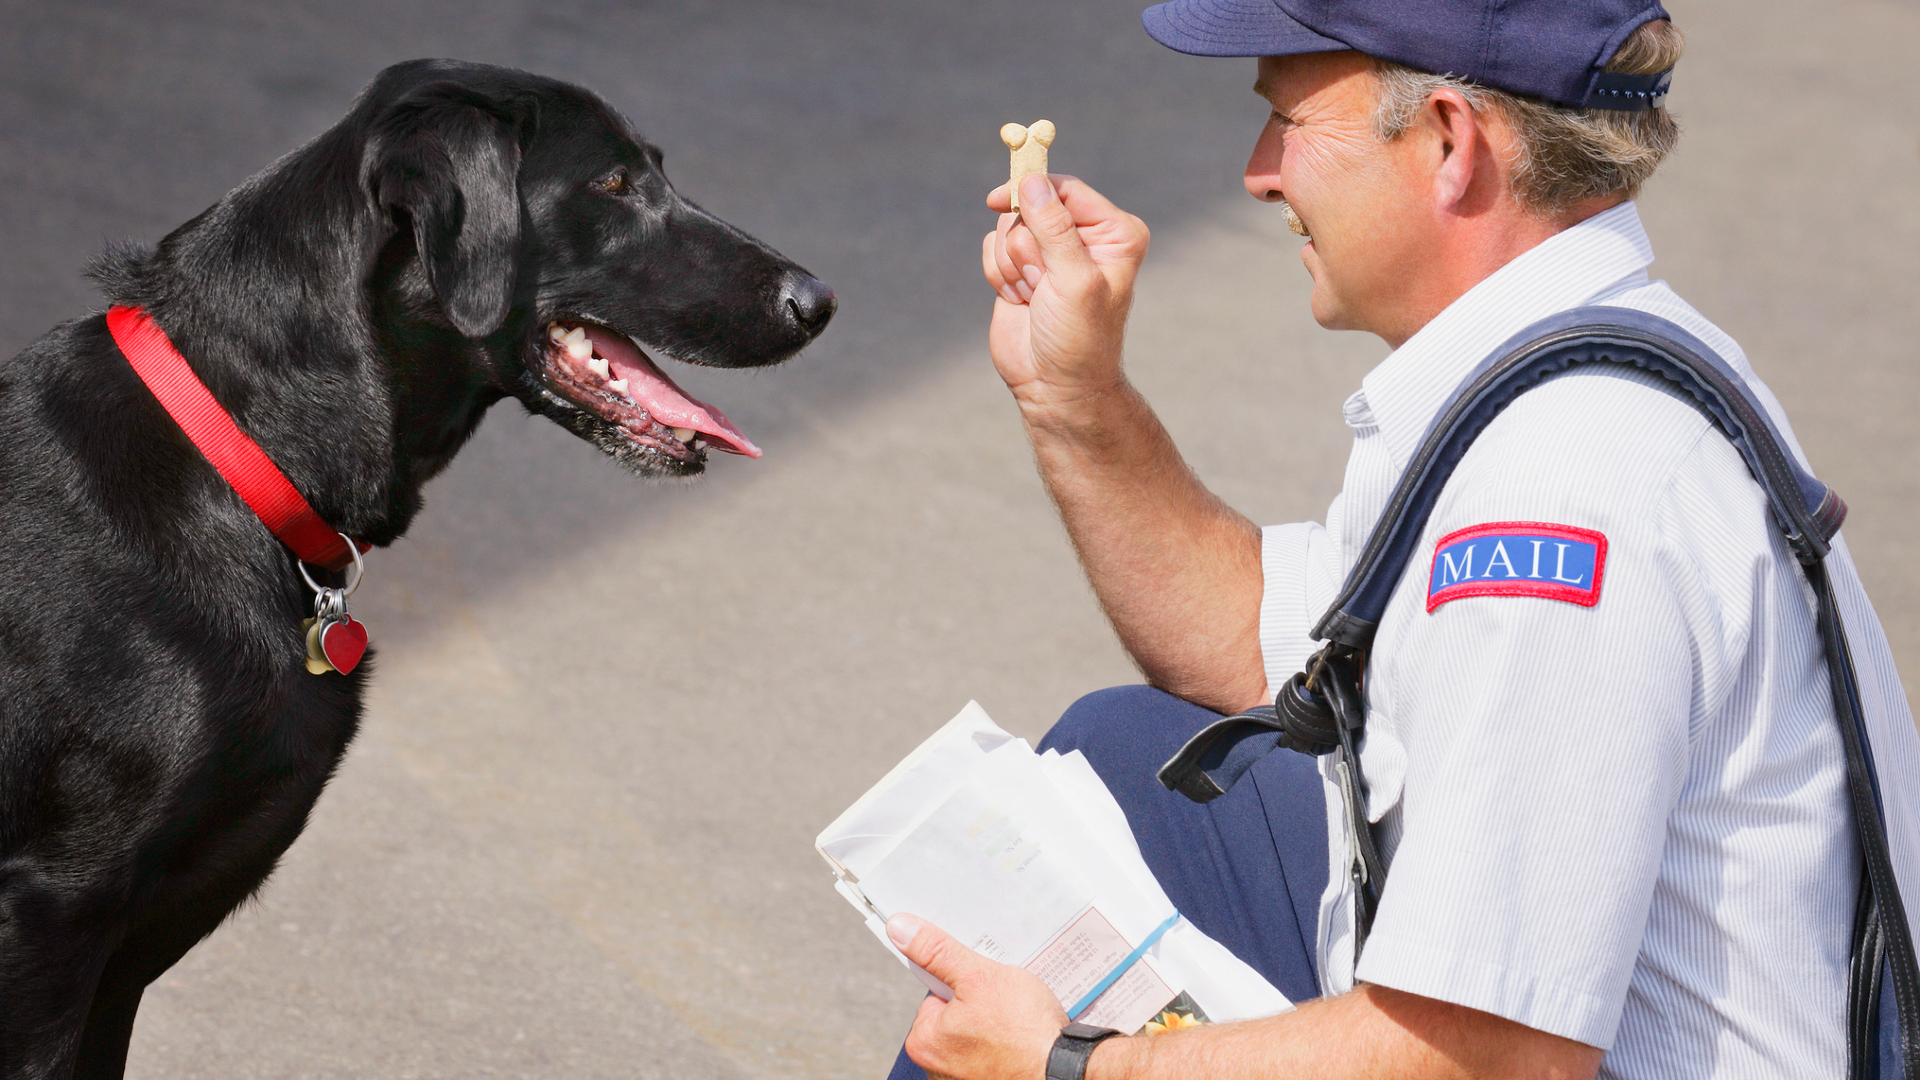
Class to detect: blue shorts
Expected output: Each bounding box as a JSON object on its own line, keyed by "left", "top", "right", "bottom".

{"left": 884, "top": 685, "right": 1329, "bottom": 1080}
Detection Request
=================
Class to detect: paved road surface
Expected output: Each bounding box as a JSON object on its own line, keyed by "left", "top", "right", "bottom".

{"left": 2, "top": 1, "right": 1917, "bottom": 1076}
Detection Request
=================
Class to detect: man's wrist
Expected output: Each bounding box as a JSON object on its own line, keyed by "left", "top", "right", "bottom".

{"left": 1082, "top": 1028, "right": 1134, "bottom": 1080}
{"left": 1012, "top": 375, "right": 1146, "bottom": 444}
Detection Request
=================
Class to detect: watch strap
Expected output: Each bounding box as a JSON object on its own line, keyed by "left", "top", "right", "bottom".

{"left": 1046, "top": 1022, "right": 1122, "bottom": 1080}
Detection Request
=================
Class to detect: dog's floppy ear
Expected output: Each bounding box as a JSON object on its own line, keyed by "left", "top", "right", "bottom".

{"left": 366, "top": 81, "right": 524, "bottom": 337}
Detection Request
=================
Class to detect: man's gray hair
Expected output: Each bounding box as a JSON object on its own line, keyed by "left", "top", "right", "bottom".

{"left": 1371, "top": 19, "right": 1685, "bottom": 213}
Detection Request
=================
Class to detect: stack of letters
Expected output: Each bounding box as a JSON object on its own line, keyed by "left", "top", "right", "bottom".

{"left": 817, "top": 702, "right": 1291, "bottom": 1034}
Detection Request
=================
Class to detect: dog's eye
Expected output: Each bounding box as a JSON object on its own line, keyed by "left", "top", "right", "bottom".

{"left": 593, "top": 168, "right": 629, "bottom": 195}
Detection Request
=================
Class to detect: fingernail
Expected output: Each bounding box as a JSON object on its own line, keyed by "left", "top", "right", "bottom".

{"left": 1014, "top": 278, "right": 1034, "bottom": 302}
{"left": 999, "top": 285, "right": 1023, "bottom": 305}
{"left": 1021, "top": 264, "right": 1042, "bottom": 288}
{"left": 1019, "top": 173, "right": 1055, "bottom": 209}
{"left": 887, "top": 913, "right": 924, "bottom": 948}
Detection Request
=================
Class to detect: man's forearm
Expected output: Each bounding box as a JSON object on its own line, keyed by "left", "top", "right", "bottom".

{"left": 1086, "top": 986, "right": 1604, "bottom": 1080}
{"left": 1019, "top": 378, "right": 1268, "bottom": 714}
{"left": 1089, "top": 994, "right": 1355, "bottom": 1080}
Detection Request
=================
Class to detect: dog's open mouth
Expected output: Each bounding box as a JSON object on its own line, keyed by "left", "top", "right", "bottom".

{"left": 539, "top": 320, "right": 761, "bottom": 462}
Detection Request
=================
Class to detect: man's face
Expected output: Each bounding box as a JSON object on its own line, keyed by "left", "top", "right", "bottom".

{"left": 1246, "top": 52, "right": 1430, "bottom": 341}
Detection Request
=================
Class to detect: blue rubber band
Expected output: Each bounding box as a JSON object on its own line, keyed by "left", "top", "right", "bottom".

{"left": 1065, "top": 912, "right": 1182, "bottom": 1020}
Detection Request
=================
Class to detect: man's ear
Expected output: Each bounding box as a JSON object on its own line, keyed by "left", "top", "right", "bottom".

{"left": 1421, "top": 87, "right": 1491, "bottom": 215}
{"left": 366, "top": 82, "right": 523, "bottom": 337}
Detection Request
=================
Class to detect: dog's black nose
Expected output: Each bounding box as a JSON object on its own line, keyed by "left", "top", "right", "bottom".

{"left": 780, "top": 272, "right": 837, "bottom": 336}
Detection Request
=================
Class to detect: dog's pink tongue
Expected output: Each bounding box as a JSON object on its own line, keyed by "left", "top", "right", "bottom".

{"left": 581, "top": 327, "right": 762, "bottom": 458}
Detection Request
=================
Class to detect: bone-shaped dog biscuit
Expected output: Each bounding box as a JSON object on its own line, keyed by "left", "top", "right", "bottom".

{"left": 1001, "top": 120, "right": 1056, "bottom": 212}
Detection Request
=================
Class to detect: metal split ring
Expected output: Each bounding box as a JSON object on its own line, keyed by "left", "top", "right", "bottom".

{"left": 312, "top": 587, "right": 349, "bottom": 621}
{"left": 298, "top": 533, "right": 365, "bottom": 597}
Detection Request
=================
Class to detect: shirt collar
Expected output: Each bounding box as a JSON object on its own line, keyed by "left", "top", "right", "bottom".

{"left": 1349, "top": 201, "right": 1657, "bottom": 469}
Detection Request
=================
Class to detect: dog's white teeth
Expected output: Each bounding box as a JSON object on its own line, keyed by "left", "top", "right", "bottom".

{"left": 565, "top": 338, "right": 594, "bottom": 361}
{"left": 607, "top": 378, "right": 628, "bottom": 394}
{"left": 671, "top": 427, "right": 695, "bottom": 443}
{"left": 547, "top": 323, "right": 567, "bottom": 342}
{"left": 691, "top": 436, "right": 706, "bottom": 450}
{"left": 563, "top": 326, "right": 588, "bottom": 346}
{"left": 586, "top": 356, "right": 609, "bottom": 377}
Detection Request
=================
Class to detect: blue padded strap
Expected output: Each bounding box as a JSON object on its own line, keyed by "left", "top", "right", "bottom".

{"left": 1311, "top": 307, "right": 1845, "bottom": 647}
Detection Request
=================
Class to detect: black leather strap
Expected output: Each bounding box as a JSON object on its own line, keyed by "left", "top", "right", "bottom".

{"left": 1046, "top": 1022, "right": 1122, "bottom": 1080}
{"left": 1808, "top": 557, "right": 1920, "bottom": 1076}
{"left": 1158, "top": 645, "right": 1385, "bottom": 947}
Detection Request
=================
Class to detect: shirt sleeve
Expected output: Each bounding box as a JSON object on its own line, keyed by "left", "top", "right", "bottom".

{"left": 1351, "top": 375, "right": 1735, "bottom": 1049}
{"left": 1258, "top": 518, "right": 1342, "bottom": 696}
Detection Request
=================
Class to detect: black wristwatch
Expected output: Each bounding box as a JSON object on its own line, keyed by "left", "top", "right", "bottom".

{"left": 1045, "top": 1021, "right": 1123, "bottom": 1080}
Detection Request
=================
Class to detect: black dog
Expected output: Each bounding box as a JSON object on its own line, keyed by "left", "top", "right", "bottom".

{"left": 0, "top": 59, "right": 833, "bottom": 1079}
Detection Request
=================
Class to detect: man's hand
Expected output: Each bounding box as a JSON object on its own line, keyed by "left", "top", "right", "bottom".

{"left": 983, "top": 174, "right": 1149, "bottom": 418}
{"left": 890, "top": 913, "right": 1068, "bottom": 1080}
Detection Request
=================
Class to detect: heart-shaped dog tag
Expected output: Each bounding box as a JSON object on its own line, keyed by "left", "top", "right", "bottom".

{"left": 319, "top": 616, "right": 368, "bottom": 674}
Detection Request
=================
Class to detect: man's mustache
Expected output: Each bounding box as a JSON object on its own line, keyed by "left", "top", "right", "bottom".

{"left": 1279, "top": 199, "right": 1311, "bottom": 238}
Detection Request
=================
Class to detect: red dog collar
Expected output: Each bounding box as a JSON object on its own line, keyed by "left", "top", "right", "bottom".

{"left": 107, "top": 305, "right": 367, "bottom": 572}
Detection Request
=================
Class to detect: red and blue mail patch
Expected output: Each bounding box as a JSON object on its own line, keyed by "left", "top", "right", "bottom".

{"left": 1426, "top": 521, "right": 1608, "bottom": 612}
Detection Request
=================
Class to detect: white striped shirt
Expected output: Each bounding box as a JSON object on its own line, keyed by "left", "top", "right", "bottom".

{"left": 1256, "top": 202, "right": 1920, "bottom": 1077}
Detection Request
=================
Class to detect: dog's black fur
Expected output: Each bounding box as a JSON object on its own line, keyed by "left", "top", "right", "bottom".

{"left": 0, "top": 59, "right": 832, "bottom": 1079}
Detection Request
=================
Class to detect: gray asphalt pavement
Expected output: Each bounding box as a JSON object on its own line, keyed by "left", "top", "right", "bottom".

{"left": 2, "top": 1, "right": 1917, "bottom": 1076}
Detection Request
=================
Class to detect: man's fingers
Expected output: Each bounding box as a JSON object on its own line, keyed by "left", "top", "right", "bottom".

{"left": 1015, "top": 174, "right": 1098, "bottom": 284}
{"left": 904, "top": 994, "right": 955, "bottom": 1080}
{"left": 993, "top": 215, "right": 1030, "bottom": 300}
{"left": 999, "top": 217, "right": 1045, "bottom": 302}
{"left": 1004, "top": 222, "right": 1043, "bottom": 285}
{"left": 888, "top": 913, "right": 985, "bottom": 990}
{"left": 982, "top": 231, "right": 1022, "bottom": 306}
{"left": 988, "top": 174, "right": 1138, "bottom": 307}
{"left": 1048, "top": 174, "right": 1127, "bottom": 226}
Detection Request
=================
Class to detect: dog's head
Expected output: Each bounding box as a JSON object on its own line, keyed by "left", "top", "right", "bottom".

{"left": 359, "top": 60, "right": 834, "bottom": 477}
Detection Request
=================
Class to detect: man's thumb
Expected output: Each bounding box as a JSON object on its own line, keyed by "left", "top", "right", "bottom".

{"left": 1017, "top": 174, "right": 1094, "bottom": 277}
{"left": 888, "top": 913, "right": 980, "bottom": 991}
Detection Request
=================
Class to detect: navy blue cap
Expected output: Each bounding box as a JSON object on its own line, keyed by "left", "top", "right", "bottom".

{"left": 1142, "top": 0, "right": 1672, "bottom": 110}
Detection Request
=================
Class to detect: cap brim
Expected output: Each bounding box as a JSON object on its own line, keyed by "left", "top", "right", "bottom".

{"left": 1141, "top": 0, "right": 1348, "bottom": 58}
